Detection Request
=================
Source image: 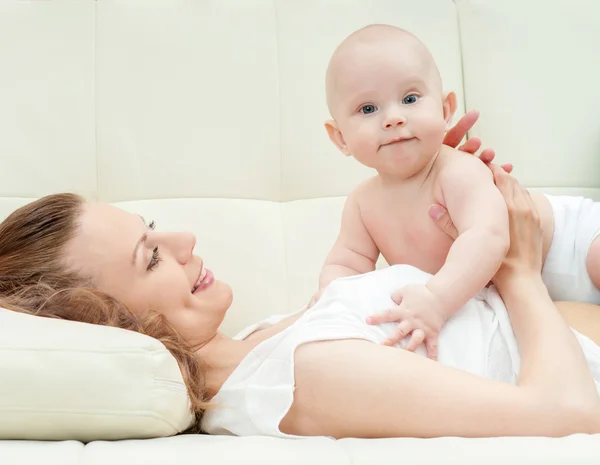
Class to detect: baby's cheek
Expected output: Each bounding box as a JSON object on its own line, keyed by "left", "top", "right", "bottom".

{"left": 421, "top": 117, "right": 446, "bottom": 147}
{"left": 351, "top": 126, "right": 377, "bottom": 153}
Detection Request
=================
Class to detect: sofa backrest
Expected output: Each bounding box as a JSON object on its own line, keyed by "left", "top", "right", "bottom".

{"left": 1, "top": 0, "right": 598, "bottom": 338}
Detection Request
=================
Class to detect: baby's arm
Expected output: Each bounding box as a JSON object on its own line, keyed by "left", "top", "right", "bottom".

{"left": 314, "top": 189, "right": 379, "bottom": 302}
{"left": 428, "top": 154, "right": 509, "bottom": 318}
{"left": 367, "top": 156, "right": 510, "bottom": 359}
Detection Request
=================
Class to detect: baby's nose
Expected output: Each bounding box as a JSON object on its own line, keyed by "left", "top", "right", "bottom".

{"left": 384, "top": 111, "right": 406, "bottom": 129}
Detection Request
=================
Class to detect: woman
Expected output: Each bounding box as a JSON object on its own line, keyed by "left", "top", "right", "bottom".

{"left": 0, "top": 113, "right": 599, "bottom": 438}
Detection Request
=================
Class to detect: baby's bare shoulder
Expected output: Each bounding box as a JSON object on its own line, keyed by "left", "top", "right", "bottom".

{"left": 437, "top": 146, "right": 492, "bottom": 182}
{"left": 348, "top": 175, "right": 380, "bottom": 201}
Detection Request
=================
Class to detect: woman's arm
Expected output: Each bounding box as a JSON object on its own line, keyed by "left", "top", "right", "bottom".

{"left": 484, "top": 165, "right": 599, "bottom": 404}
{"left": 430, "top": 165, "right": 599, "bottom": 405}
{"left": 285, "top": 278, "right": 599, "bottom": 439}
{"left": 282, "top": 337, "right": 595, "bottom": 438}
{"left": 281, "top": 166, "right": 600, "bottom": 439}
{"left": 556, "top": 301, "right": 600, "bottom": 346}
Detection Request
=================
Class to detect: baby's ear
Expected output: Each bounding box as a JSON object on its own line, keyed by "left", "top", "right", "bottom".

{"left": 442, "top": 91, "right": 458, "bottom": 129}
{"left": 324, "top": 120, "right": 351, "bottom": 156}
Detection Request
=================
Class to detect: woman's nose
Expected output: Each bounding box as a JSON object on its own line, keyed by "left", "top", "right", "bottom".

{"left": 163, "top": 232, "right": 196, "bottom": 264}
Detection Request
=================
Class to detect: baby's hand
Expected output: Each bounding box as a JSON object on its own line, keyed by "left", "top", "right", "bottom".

{"left": 366, "top": 284, "right": 446, "bottom": 360}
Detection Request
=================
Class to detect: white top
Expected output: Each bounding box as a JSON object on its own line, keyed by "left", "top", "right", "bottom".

{"left": 201, "top": 265, "right": 600, "bottom": 437}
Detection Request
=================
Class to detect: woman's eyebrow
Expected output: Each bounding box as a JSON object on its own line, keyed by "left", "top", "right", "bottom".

{"left": 132, "top": 232, "right": 148, "bottom": 265}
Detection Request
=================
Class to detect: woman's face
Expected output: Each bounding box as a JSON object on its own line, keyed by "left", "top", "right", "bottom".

{"left": 65, "top": 202, "right": 233, "bottom": 347}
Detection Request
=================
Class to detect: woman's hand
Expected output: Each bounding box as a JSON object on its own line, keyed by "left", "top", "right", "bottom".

{"left": 428, "top": 164, "right": 543, "bottom": 291}
{"left": 485, "top": 165, "right": 543, "bottom": 288}
{"left": 444, "top": 110, "right": 513, "bottom": 174}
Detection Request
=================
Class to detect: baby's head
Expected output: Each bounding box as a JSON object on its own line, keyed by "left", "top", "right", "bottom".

{"left": 325, "top": 24, "right": 457, "bottom": 178}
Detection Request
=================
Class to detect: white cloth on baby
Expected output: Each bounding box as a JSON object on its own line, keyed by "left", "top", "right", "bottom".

{"left": 201, "top": 265, "right": 600, "bottom": 438}
{"left": 542, "top": 195, "right": 600, "bottom": 304}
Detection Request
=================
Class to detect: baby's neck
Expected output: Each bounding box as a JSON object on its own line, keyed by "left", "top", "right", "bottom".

{"left": 377, "top": 149, "right": 441, "bottom": 187}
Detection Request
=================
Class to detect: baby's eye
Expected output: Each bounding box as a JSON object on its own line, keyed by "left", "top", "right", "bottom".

{"left": 360, "top": 104, "right": 378, "bottom": 114}
{"left": 402, "top": 94, "right": 419, "bottom": 105}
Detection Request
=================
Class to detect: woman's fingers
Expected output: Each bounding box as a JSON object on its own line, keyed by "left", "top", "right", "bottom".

{"left": 476, "top": 147, "right": 494, "bottom": 164}
{"left": 458, "top": 137, "right": 481, "bottom": 154}
{"left": 443, "top": 110, "right": 479, "bottom": 148}
{"left": 445, "top": 111, "right": 509, "bottom": 174}
{"left": 489, "top": 164, "right": 535, "bottom": 221}
{"left": 428, "top": 205, "right": 459, "bottom": 240}
{"left": 488, "top": 162, "right": 544, "bottom": 287}
{"left": 489, "top": 163, "right": 513, "bottom": 194}
{"left": 477, "top": 148, "right": 513, "bottom": 174}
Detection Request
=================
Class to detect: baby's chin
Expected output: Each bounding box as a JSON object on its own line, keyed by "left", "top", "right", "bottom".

{"left": 379, "top": 150, "right": 435, "bottom": 176}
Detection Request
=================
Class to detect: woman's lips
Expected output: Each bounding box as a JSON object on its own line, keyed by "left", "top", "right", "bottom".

{"left": 192, "top": 269, "right": 214, "bottom": 293}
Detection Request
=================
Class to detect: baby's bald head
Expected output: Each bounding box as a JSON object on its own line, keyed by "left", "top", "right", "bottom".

{"left": 325, "top": 24, "right": 442, "bottom": 118}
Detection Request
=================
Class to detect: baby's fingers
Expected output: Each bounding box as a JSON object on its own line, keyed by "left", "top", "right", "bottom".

{"left": 382, "top": 320, "right": 413, "bottom": 346}
{"left": 366, "top": 308, "right": 400, "bottom": 325}
{"left": 425, "top": 336, "right": 439, "bottom": 361}
{"left": 403, "top": 329, "right": 425, "bottom": 352}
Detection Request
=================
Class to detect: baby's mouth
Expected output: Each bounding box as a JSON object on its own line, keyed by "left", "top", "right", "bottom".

{"left": 381, "top": 136, "right": 415, "bottom": 147}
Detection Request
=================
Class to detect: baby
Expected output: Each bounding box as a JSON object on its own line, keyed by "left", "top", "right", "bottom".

{"left": 311, "top": 24, "right": 600, "bottom": 359}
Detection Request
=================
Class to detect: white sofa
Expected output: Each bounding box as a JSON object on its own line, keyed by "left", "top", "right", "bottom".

{"left": 1, "top": 0, "right": 600, "bottom": 463}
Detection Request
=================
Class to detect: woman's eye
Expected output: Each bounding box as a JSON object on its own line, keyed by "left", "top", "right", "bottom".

{"left": 403, "top": 94, "right": 419, "bottom": 105}
{"left": 147, "top": 246, "right": 161, "bottom": 271}
{"left": 360, "top": 104, "right": 377, "bottom": 114}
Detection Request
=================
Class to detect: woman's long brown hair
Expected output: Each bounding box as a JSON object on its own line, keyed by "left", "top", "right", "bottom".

{"left": 0, "top": 193, "right": 208, "bottom": 430}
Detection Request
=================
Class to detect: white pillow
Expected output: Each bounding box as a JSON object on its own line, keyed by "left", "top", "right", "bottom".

{"left": 0, "top": 308, "right": 194, "bottom": 441}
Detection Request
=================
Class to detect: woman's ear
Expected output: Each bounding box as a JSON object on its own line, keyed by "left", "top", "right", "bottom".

{"left": 324, "top": 120, "right": 351, "bottom": 156}
{"left": 442, "top": 91, "right": 458, "bottom": 129}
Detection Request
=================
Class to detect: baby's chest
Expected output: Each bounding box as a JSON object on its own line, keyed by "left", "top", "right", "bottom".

{"left": 361, "top": 192, "right": 454, "bottom": 274}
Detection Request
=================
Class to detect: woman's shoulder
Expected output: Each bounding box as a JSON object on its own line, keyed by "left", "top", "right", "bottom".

{"left": 202, "top": 303, "right": 380, "bottom": 437}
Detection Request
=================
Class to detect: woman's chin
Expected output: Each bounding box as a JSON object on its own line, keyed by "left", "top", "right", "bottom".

{"left": 209, "top": 280, "right": 234, "bottom": 316}
{"left": 217, "top": 280, "right": 234, "bottom": 308}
